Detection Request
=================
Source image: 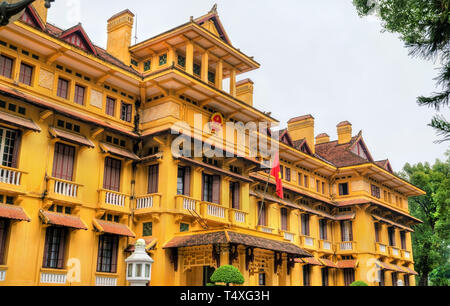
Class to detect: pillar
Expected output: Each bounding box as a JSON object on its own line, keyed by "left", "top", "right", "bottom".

{"left": 186, "top": 41, "right": 194, "bottom": 75}
{"left": 229, "top": 68, "right": 236, "bottom": 97}
{"left": 201, "top": 51, "right": 209, "bottom": 82}
{"left": 215, "top": 60, "right": 223, "bottom": 90}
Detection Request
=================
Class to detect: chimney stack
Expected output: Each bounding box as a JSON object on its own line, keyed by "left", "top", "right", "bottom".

{"left": 315, "top": 133, "right": 330, "bottom": 145}
{"left": 32, "top": 0, "right": 48, "bottom": 24}
{"left": 107, "top": 10, "right": 135, "bottom": 65}
{"left": 337, "top": 121, "right": 352, "bottom": 144}
{"left": 236, "top": 79, "right": 254, "bottom": 106}
{"left": 287, "top": 115, "right": 315, "bottom": 154}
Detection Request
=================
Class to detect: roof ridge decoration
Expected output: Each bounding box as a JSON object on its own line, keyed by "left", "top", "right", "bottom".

{"left": 59, "top": 23, "right": 98, "bottom": 56}
{"left": 20, "top": 4, "right": 45, "bottom": 30}
{"left": 194, "top": 4, "right": 231, "bottom": 45}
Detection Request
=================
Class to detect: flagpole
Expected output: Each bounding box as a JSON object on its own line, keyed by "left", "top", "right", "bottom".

{"left": 257, "top": 164, "right": 273, "bottom": 227}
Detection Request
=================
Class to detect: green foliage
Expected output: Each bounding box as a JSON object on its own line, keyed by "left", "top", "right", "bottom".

{"left": 399, "top": 152, "right": 450, "bottom": 286}
{"left": 210, "top": 265, "right": 245, "bottom": 286}
{"left": 353, "top": 0, "right": 450, "bottom": 142}
{"left": 350, "top": 281, "right": 369, "bottom": 286}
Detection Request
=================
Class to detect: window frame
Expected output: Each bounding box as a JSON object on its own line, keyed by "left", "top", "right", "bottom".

{"left": 57, "top": 77, "right": 70, "bottom": 100}
{"left": 0, "top": 54, "right": 13, "bottom": 79}
{"left": 19, "top": 62, "right": 33, "bottom": 86}
{"left": 96, "top": 234, "right": 119, "bottom": 274}
{"left": 105, "top": 96, "right": 116, "bottom": 117}
{"left": 74, "top": 84, "right": 86, "bottom": 105}
{"left": 42, "top": 226, "right": 67, "bottom": 269}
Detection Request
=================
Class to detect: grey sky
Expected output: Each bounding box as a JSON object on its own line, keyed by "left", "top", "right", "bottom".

{"left": 47, "top": 0, "right": 449, "bottom": 170}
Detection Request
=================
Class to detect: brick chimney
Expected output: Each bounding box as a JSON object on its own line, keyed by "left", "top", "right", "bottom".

{"left": 315, "top": 133, "right": 330, "bottom": 145}
{"left": 287, "top": 115, "right": 315, "bottom": 154}
{"left": 107, "top": 10, "right": 135, "bottom": 65}
{"left": 236, "top": 79, "right": 254, "bottom": 106}
{"left": 32, "top": 0, "right": 48, "bottom": 24}
{"left": 337, "top": 121, "right": 352, "bottom": 144}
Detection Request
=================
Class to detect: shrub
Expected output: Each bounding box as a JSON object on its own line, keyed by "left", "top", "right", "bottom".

{"left": 210, "top": 265, "right": 245, "bottom": 286}
{"left": 350, "top": 280, "right": 369, "bottom": 286}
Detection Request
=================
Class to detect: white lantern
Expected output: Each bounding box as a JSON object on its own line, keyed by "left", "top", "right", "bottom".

{"left": 125, "top": 239, "right": 154, "bottom": 286}
{"left": 397, "top": 279, "right": 404, "bottom": 287}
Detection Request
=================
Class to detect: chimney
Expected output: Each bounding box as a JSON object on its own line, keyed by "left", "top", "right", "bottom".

{"left": 315, "top": 133, "right": 330, "bottom": 145}
{"left": 236, "top": 79, "right": 254, "bottom": 106}
{"left": 337, "top": 121, "right": 353, "bottom": 144}
{"left": 32, "top": 0, "right": 48, "bottom": 24}
{"left": 107, "top": 10, "right": 135, "bottom": 65}
{"left": 287, "top": 115, "right": 315, "bottom": 154}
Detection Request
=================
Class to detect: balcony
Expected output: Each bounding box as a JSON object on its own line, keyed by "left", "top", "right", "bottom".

{"left": 300, "top": 235, "right": 316, "bottom": 250}
{"left": 0, "top": 165, "right": 27, "bottom": 194}
{"left": 134, "top": 194, "right": 162, "bottom": 217}
{"left": 337, "top": 241, "right": 357, "bottom": 253}
{"left": 40, "top": 269, "right": 67, "bottom": 285}
{"left": 257, "top": 226, "right": 275, "bottom": 234}
{"left": 98, "top": 189, "right": 131, "bottom": 214}
{"left": 376, "top": 243, "right": 388, "bottom": 255}
{"left": 230, "top": 209, "right": 248, "bottom": 227}
{"left": 95, "top": 274, "right": 118, "bottom": 286}
{"left": 0, "top": 268, "right": 5, "bottom": 282}
{"left": 389, "top": 246, "right": 401, "bottom": 259}
{"left": 175, "top": 195, "right": 200, "bottom": 216}
{"left": 319, "top": 240, "right": 334, "bottom": 253}
{"left": 200, "top": 202, "right": 230, "bottom": 224}
{"left": 281, "top": 231, "right": 295, "bottom": 243}
{"left": 46, "top": 177, "right": 83, "bottom": 205}
{"left": 402, "top": 250, "right": 412, "bottom": 261}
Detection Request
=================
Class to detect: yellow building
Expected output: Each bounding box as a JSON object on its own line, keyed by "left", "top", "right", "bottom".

{"left": 0, "top": 2, "right": 424, "bottom": 286}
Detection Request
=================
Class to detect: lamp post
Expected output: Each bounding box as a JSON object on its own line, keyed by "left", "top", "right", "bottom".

{"left": 125, "top": 239, "right": 154, "bottom": 286}
{"left": 0, "top": 0, "right": 54, "bottom": 26}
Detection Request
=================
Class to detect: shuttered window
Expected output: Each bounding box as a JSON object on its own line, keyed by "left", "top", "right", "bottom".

{"left": 379, "top": 270, "right": 385, "bottom": 286}
{"left": 341, "top": 221, "right": 353, "bottom": 242}
{"left": 97, "top": 234, "right": 119, "bottom": 273}
{"left": 147, "top": 164, "right": 159, "bottom": 194}
{"left": 322, "top": 267, "right": 329, "bottom": 286}
{"left": 19, "top": 63, "right": 33, "bottom": 85}
{"left": 301, "top": 214, "right": 310, "bottom": 236}
{"left": 285, "top": 168, "right": 291, "bottom": 181}
{"left": 120, "top": 102, "right": 132, "bottom": 122}
{"left": 0, "top": 55, "right": 13, "bottom": 78}
{"left": 404, "top": 275, "right": 410, "bottom": 287}
{"left": 106, "top": 97, "right": 116, "bottom": 117}
{"left": 258, "top": 202, "right": 267, "bottom": 226}
{"left": 0, "top": 127, "right": 21, "bottom": 168}
{"left": 103, "top": 157, "right": 121, "bottom": 192}
{"left": 344, "top": 269, "right": 355, "bottom": 286}
{"left": 280, "top": 208, "right": 288, "bottom": 231}
{"left": 0, "top": 219, "right": 9, "bottom": 265}
{"left": 177, "top": 166, "right": 190, "bottom": 196}
{"left": 42, "top": 227, "right": 67, "bottom": 269}
{"left": 400, "top": 231, "right": 407, "bottom": 250}
{"left": 52, "top": 143, "right": 75, "bottom": 181}
{"left": 57, "top": 78, "right": 69, "bottom": 99}
{"left": 392, "top": 272, "right": 398, "bottom": 286}
{"left": 230, "top": 182, "right": 240, "bottom": 210}
{"left": 319, "top": 219, "right": 328, "bottom": 240}
{"left": 375, "top": 223, "right": 380, "bottom": 243}
{"left": 388, "top": 227, "right": 396, "bottom": 247}
{"left": 303, "top": 265, "right": 311, "bottom": 286}
{"left": 202, "top": 174, "right": 220, "bottom": 204}
{"left": 74, "top": 84, "right": 85, "bottom": 105}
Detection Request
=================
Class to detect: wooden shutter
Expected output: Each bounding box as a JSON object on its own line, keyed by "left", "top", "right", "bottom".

{"left": 11, "top": 130, "right": 21, "bottom": 169}
{"left": 103, "top": 157, "right": 121, "bottom": 192}
{"left": 232, "top": 182, "right": 240, "bottom": 210}
{"left": 56, "top": 229, "right": 66, "bottom": 269}
{"left": 52, "top": 143, "right": 75, "bottom": 181}
{"left": 212, "top": 175, "right": 220, "bottom": 204}
{"left": 375, "top": 223, "right": 380, "bottom": 243}
{"left": 202, "top": 174, "right": 206, "bottom": 201}
{"left": 0, "top": 219, "right": 8, "bottom": 264}
{"left": 183, "top": 167, "right": 191, "bottom": 196}
{"left": 320, "top": 219, "right": 328, "bottom": 240}
{"left": 344, "top": 269, "right": 355, "bottom": 286}
{"left": 111, "top": 235, "right": 118, "bottom": 273}
{"left": 349, "top": 221, "right": 353, "bottom": 241}
{"left": 401, "top": 232, "right": 406, "bottom": 250}
{"left": 258, "top": 202, "right": 266, "bottom": 226}
{"left": 96, "top": 235, "right": 104, "bottom": 272}
{"left": 147, "top": 164, "right": 159, "bottom": 194}
{"left": 0, "top": 55, "right": 13, "bottom": 78}
{"left": 281, "top": 208, "right": 288, "bottom": 231}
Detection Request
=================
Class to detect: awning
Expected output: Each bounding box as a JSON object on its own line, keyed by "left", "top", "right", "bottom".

{"left": 296, "top": 257, "right": 323, "bottom": 266}
{"left": 39, "top": 210, "right": 87, "bottom": 230}
{"left": 93, "top": 219, "right": 135, "bottom": 237}
{"left": 377, "top": 261, "right": 398, "bottom": 272}
{"left": 401, "top": 266, "right": 419, "bottom": 276}
{"left": 391, "top": 264, "right": 408, "bottom": 273}
{"left": 337, "top": 260, "right": 358, "bottom": 269}
{"left": 99, "top": 142, "right": 139, "bottom": 161}
{"left": 163, "top": 230, "right": 312, "bottom": 257}
{"left": 125, "top": 238, "right": 158, "bottom": 252}
{"left": 320, "top": 258, "right": 339, "bottom": 268}
{"left": 49, "top": 127, "right": 94, "bottom": 148}
{"left": 334, "top": 213, "right": 356, "bottom": 221}
{"left": 0, "top": 204, "right": 30, "bottom": 222}
{"left": 177, "top": 157, "right": 253, "bottom": 183}
{"left": 373, "top": 215, "right": 414, "bottom": 232}
{"left": 0, "top": 110, "right": 41, "bottom": 132}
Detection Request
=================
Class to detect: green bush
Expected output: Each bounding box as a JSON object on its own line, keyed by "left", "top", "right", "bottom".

{"left": 350, "top": 280, "right": 369, "bottom": 286}
{"left": 210, "top": 265, "right": 245, "bottom": 286}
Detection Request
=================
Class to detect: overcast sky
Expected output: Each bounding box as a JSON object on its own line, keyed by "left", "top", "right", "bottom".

{"left": 47, "top": 0, "right": 449, "bottom": 170}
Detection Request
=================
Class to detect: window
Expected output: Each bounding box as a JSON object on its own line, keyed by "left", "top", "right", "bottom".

{"left": 371, "top": 184, "right": 381, "bottom": 198}
{"left": 52, "top": 143, "right": 75, "bottom": 181}
{"left": 159, "top": 54, "right": 167, "bottom": 66}
{"left": 230, "top": 182, "right": 240, "bottom": 210}
{"left": 177, "top": 55, "right": 186, "bottom": 68}
{"left": 379, "top": 270, "right": 385, "bottom": 286}
{"left": 341, "top": 221, "right": 353, "bottom": 242}
{"left": 344, "top": 269, "right": 355, "bottom": 286}
{"left": 388, "top": 227, "right": 396, "bottom": 247}
{"left": 322, "top": 182, "right": 326, "bottom": 194}
{"left": 280, "top": 208, "right": 288, "bottom": 231}
{"left": 258, "top": 272, "right": 266, "bottom": 286}
{"left": 374, "top": 223, "right": 380, "bottom": 243}
{"left": 0, "top": 219, "right": 9, "bottom": 264}
{"left": 19, "top": 63, "right": 33, "bottom": 85}
{"left": 285, "top": 168, "right": 291, "bottom": 182}
{"left": 319, "top": 219, "right": 328, "bottom": 240}
{"left": 0, "top": 55, "right": 13, "bottom": 78}
{"left": 144, "top": 60, "right": 151, "bottom": 71}
{"left": 103, "top": 157, "right": 121, "bottom": 192}
{"left": 74, "top": 84, "right": 85, "bottom": 105}
{"left": 304, "top": 175, "right": 309, "bottom": 188}
{"left": 303, "top": 265, "right": 311, "bottom": 286}
{"left": 42, "top": 227, "right": 67, "bottom": 269}
{"left": 147, "top": 164, "right": 159, "bottom": 194}
{"left": 208, "top": 71, "right": 215, "bottom": 84}
{"left": 301, "top": 214, "right": 310, "bottom": 236}
{"left": 97, "top": 234, "right": 119, "bottom": 273}
{"left": 203, "top": 266, "right": 216, "bottom": 286}
{"left": 322, "top": 268, "right": 329, "bottom": 286}
{"left": 400, "top": 231, "right": 406, "bottom": 250}
{"left": 120, "top": 102, "right": 132, "bottom": 122}
{"left": 339, "top": 183, "right": 349, "bottom": 196}
{"left": 280, "top": 165, "right": 284, "bottom": 180}
{"left": 202, "top": 174, "right": 220, "bottom": 204}
{"left": 57, "top": 78, "right": 69, "bottom": 99}
{"left": 257, "top": 202, "right": 267, "bottom": 226}
{"left": 404, "top": 275, "right": 410, "bottom": 287}
{"left": 392, "top": 272, "right": 398, "bottom": 286}
{"left": 193, "top": 63, "right": 201, "bottom": 76}
{"left": 106, "top": 97, "right": 116, "bottom": 117}
{"left": 177, "top": 166, "right": 191, "bottom": 196}
{"left": 298, "top": 173, "right": 302, "bottom": 186}
{"left": 0, "top": 127, "right": 20, "bottom": 168}
{"left": 180, "top": 223, "right": 189, "bottom": 233}
{"left": 143, "top": 222, "right": 152, "bottom": 236}
{"left": 316, "top": 180, "right": 320, "bottom": 193}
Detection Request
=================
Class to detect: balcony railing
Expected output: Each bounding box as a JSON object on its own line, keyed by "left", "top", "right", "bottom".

{"left": 258, "top": 226, "right": 274, "bottom": 234}
{"left": 339, "top": 241, "right": 356, "bottom": 252}
{"left": 282, "top": 231, "right": 295, "bottom": 243}
{"left": 319, "top": 240, "right": 333, "bottom": 252}
{"left": 95, "top": 275, "right": 117, "bottom": 286}
{"left": 299, "top": 236, "right": 315, "bottom": 249}
{"left": 200, "top": 202, "right": 229, "bottom": 223}
{"left": 230, "top": 209, "right": 247, "bottom": 225}
{"left": 403, "top": 250, "right": 411, "bottom": 260}
{"left": 98, "top": 189, "right": 130, "bottom": 213}
{"left": 40, "top": 271, "right": 67, "bottom": 284}
{"left": 0, "top": 166, "right": 24, "bottom": 186}
{"left": 175, "top": 195, "right": 199, "bottom": 215}
{"left": 376, "top": 243, "right": 388, "bottom": 254}
{"left": 389, "top": 246, "right": 400, "bottom": 257}
{"left": 0, "top": 270, "right": 5, "bottom": 282}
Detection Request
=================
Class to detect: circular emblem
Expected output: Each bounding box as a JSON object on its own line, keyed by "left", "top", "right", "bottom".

{"left": 210, "top": 113, "right": 224, "bottom": 133}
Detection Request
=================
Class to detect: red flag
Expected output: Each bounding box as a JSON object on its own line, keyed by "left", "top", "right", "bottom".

{"left": 270, "top": 152, "right": 283, "bottom": 199}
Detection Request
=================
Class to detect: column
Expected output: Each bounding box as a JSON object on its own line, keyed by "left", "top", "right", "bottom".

{"left": 186, "top": 41, "right": 194, "bottom": 75}
{"left": 167, "top": 46, "right": 175, "bottom": 66}
{"left": 229, "top": 68, "right": 236, "bottom": 97}
{"left": 215, "top": 60, "right": 223, "bottom": 90}
{"left": 201, "top": 51, "right": 209, "bottom": 82}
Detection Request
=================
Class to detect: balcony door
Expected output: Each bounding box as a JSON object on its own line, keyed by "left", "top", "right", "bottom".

{"left": 52, "top": 143, "right": 75, "bottom": 181}
{"left": 341, "top": 221, "right": 353, "bottom": 242}
{"left": 0, "top": 127, "right": 21, "bottom": 168}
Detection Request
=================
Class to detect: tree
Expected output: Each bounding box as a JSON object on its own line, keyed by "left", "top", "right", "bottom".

{"left": 210, "top": 265, "right": 245, "bottom": 286}
{"left": 399, "top": 151, "right": 450, "bottom": 286}
{"left": 353, "top": 0, "right": 450, "bottom": 142}
{"left": 350, "top": 280, "right": 369, "bottom": 286}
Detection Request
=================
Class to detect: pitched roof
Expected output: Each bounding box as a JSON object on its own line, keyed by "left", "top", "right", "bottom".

{"left": 0, "top": 204, "right": 30, "bottom": 222}
{"left": 93, "top": 219, "right": 135, "bottom": 237}
{"left": 337, "top": 260, "right": 358, "bottom": 269}
{"left": 59, "top": 23, "right": 98, "bottom": 55}
{"left": 194, "top": 5, "right": 231, "bottom": 45}
{"left": 39, "top": 210, "right": 88, "bottom": 230}
{"left": 376, "top": 159, "right": 394, "bottom": 173}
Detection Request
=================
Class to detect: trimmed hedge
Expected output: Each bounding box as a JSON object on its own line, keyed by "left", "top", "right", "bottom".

{"left": 350, "top": 280, "right": 369, "bottom": 286}
{"left": 210, "top": 265, "right": 245, "bottom": 286}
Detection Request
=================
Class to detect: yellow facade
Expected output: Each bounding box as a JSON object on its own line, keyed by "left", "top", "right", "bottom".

{"left": 0, "top": 3, "right": 424, "bottom": 286}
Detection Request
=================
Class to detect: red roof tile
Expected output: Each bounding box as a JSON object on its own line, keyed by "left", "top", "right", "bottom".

{"left": 337, "top": 121, "right": 352, "bottom": 127}
{"left": 401, "top": 266, "right": 418, "bottom": 276}
{"left": 334, "top": 213, "right": 356, "bottom": 221}
{"left": 94, "top": 219, "right": 135, "bottom": 237}
{"left": 288, "top": 114, "right": 314, "bottom": 124}
{"left": 99, "top": 142, "right": 139, "bottom": 161}
{"left": 320, "top": 258, "right": 338, "bottom": 268}
{"left": 39, "top": 210, "right": 87, "bottom": 230}
{"left": 0, "top": 110, "right": 41, "bottom": 132}
{"left": 0, "top": 204, "right": 30, "bottom": 222}
{"left": 300, "top": 257, "right": 323, "bottom": 266}
{"left": 49, "top": 127, "right": 94, "bottom": 148}
{"left": 337, "top": 260, "right": 358, "bottom": 269}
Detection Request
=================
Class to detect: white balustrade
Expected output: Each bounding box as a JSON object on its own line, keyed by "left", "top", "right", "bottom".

{"left": 234, "top": 211, "right": 246, "bottom": 223}
{"left": 40, "top": 272, "right": 67, "bottom": 284}
{"left": 105, "top": 192, "right": 126, "bottom": 207}
{"left": 0, "top": 168, "right": 21, "bottom": 186}
{"left": 183, "top": 198, "right": 196, "bottom": 211}
{"left": 207, "top": 204, "right": 225, "bottom": 219}
{"left": 340, "top": 242, "right": 353, "bottom": 251}
{"left": 54, "top": 180, "right": 78, "bottom": 198}
{"left": 323, "top": 241, "right": 332, "bottom": 250}
{"left": 392, "top": 248, "right": 399, "bottom": 256}
{"left": 379, "top": 244, "right": 387, "bottom": 253}
{"left": 95, "top": 276, "right": 117, "bottom": 286}
{"left": 284, "top": 232, "right": 294, "bottom": 242}
{"left": 136, "top": 196, "right": 153, "bottom": 209}
{"left": 404, "top": 251, "right": 411, "bottom": 259}
{"left": 305, "top": 237, "right": 314, "bottom": 247}
{"left": 0, "top": 270, "right": 5, "bottom": 282}
{"left": 261, "top": 227, "right": 273, "bottom": 234}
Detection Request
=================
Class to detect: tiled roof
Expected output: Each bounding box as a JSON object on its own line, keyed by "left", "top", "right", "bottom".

{"left": 99, "top": 142, "right": 140, "bottom": 161}
{"left": 401, "top": 266, "right": 418, "bottom": 276}
{"left": 49, "top": 127, "right": 95, "bottom": 148}
{"left": 337, "top": 260, "right": 358, "bottom": 269}
{"left": 0, "top": 204, "right": 30, "bottom": 222}
{"left": 163, "top": 231, "right": 229, "bottom": 249}
{"left": 0, "top": 110, "right": 41, "bottom": 132}
{"left": 93, "top": 219, "right": 135, "bottom": 237}
{"left": 298, "top": 257, "right": 323, "bottom": 266}
{"left": 319, "top": 258, "right": 338, "bottom": 268}
{"left": 39, "top": 210, "right": 87, "bottom": 230}
{"left": 315, "top": 137, "right": 369, "bottom": 167}
{"left": 334, "top": 213, "right": 356, "bottom": 221}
